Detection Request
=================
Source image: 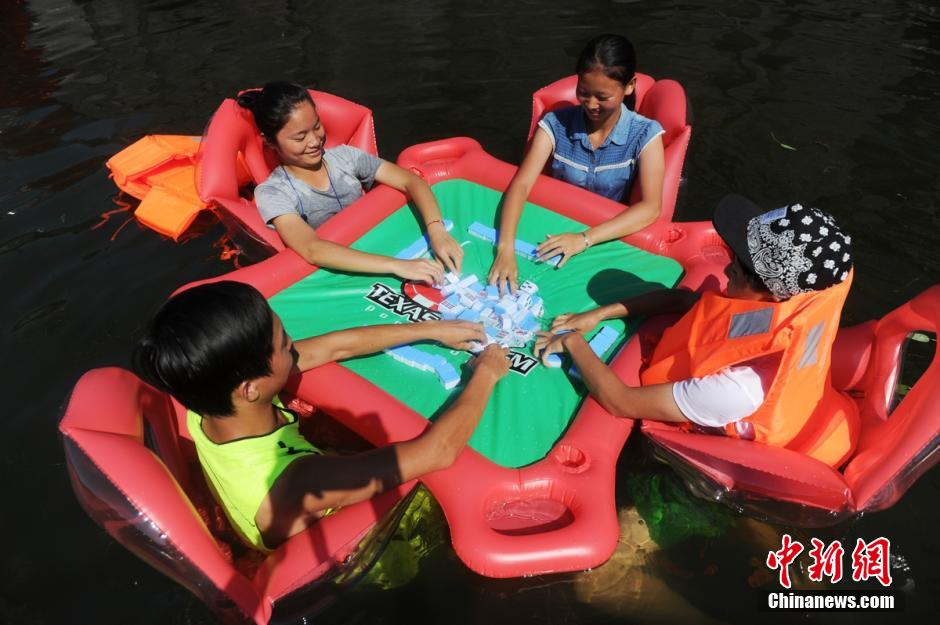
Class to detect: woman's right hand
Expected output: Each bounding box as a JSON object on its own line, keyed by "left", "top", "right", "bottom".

{"left": 469, "top": 344, "right": 511, "bottom": 381}
{"left": 551, "top": 310, "right": 602, "bottom": 335}
{"left": 487, "top": 248, "right": 518, "bottom": 296}
{"left": 392, "top": 258, "right": 445, "bottom": 285}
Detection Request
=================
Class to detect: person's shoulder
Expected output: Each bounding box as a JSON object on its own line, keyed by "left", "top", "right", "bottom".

{"left": 626, "top": 108, "right": 664, "bottom": 134}
{"left": 327, "top": 144, "right": 374, "bottom": 163}
{"left": 254, "top": 169, "right": 297, "bottom": 220}
{"left": 326, "top": 144, "right": 356, "bottom": 158}
{"left": 537, "top": 105, "right": 580, "bottom": 143}
{"left": 186, "top": 407, "right": 208, "bottom": 443}
{"left": 255, "top": 167, "right": 289, "bottom": 196}
{"left": 625, "top": 107, "right": 653, "bottom": 123}
{"left": 327, "top": 144, "right": 382, "bottom": 170}
{"left": 617, "top": 107, "right": 664, "bottom": 150}
{"left": 185, "top": 407, "right": 201, "bottom": 427}
{"left": 542, "top": 104, "right": 580, "bottom": 128}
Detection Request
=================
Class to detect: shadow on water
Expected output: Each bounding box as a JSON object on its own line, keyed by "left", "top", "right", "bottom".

{"left": 2, "top": 0, "right": 939, "bottom": 623}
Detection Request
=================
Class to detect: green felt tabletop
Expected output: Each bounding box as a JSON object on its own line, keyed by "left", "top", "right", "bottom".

{"left": 270, "top": 179, "right": 682, "bottom": 468}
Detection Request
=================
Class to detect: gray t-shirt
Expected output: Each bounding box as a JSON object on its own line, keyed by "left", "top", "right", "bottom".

{"left": 254, "top": 145, "right": 384, "bottom": 229}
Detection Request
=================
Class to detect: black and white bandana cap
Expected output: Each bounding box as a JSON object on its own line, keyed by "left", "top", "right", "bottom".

{"left": 746, "top": 204, "right": 853, "bottom": 299}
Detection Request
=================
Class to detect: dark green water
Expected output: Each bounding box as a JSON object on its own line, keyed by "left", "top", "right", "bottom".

{"left": 2, "top": 0, "right": 938, "bottom": 623}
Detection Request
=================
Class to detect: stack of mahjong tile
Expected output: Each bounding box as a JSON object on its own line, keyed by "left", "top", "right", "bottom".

{"left": 566, "top": 326, "right": 620, "bottom": 379}
{"left": 468, "top": 222, "right": 562, "bottom": 267}
{"left": 436, "top": 272, "right": 544, "bottom": 352}
{"left": 395, "top": 219, "right": 454, "bottom": 259}
{"left": 544, "top": 326, "right": 621, "bottom": 368}
{"left": 385, "top": 345, "right": 461, "bottom": 389}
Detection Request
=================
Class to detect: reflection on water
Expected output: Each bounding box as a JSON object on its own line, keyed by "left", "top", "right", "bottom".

{"left": 2, "top": 0, "right": 938, "bottom": 623}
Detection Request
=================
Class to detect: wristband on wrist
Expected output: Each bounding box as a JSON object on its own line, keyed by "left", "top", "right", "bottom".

{"left": 426, "top": 219, "right": 443, "bottom": 229}
{"left": 581, "top": 231, "right": 591, "bottom": 250}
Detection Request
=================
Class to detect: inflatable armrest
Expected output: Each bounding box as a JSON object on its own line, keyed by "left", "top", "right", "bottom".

{"left": 212, "top": 195, "right": 284, "bottom": 252}
{"left": 844, "top": 285, "right": 940, "bottom": 509}
{"left": 830, "top": 321, "right": 876, "bottom": 391}
{"left": 60, "top": 368, "right": 265, "bottom": 624}
{"left": 641, "top": 424, "right": 853, "bottom": 511}
{"left": 637, "top": 79, "right": 689, "bottom": 146}
{"left": 858, "top": 285, "right": 940, "bottom": 421}
{"left": 255, "top": 483, "right": 415, "bottom": 604}
{"left": 198, "top": 99, "right": 274, "bottom": 203}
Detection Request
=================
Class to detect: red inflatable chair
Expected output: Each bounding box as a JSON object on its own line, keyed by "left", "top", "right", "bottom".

{"left": 527, "top": 73, "right": 692, "bottom": 224}
{"left": 622, "top": 220, "right": 940, "bottom": 526}
{"left": 197, "top": 89, "right": 378, "bottom": 253}
{"left": 59, "top": 367, "right": 414, "bottom": 625}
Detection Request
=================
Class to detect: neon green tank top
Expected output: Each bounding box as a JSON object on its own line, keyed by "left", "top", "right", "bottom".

{"left": 187, "top": 397, "right": 321, "bottom": 551}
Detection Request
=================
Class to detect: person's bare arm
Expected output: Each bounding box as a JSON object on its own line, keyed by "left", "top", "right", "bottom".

{"left": 257, "top": 345, "right": 509, "bottom": 547}
{"left": 535, "top": 135, "right": 665, "bottom": 265}
{"left": 488, "top": 129, "right": 554, "bottom": 295}
{"left": 374, "top": 162, "right": 464, "bottom": 274}
{"left": 560, "top": 332, "right": 687, "bottom": 422}
{"left": 292, "top": 320, "right": 486, "bottom": 371}
{"left": 548, "top": 288, "right": 701, "bottom": 337}
{"left": 272, "top": 213, "right": 445, "bottom": 284}
{"left": 579, "top": 135, "right": 665, "bottom": 244}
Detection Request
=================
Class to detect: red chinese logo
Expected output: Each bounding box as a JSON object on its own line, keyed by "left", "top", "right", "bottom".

{"left": 766, "top": 533, "right": 805, "bottom": 588}
{"left": 851, "top": 537, "right": 893, "bottom": 587}
{"left": 807, "top": 538, "right": 845, "bottom": 583}
{"left": 767, "top": 536, "right": 892, "bottom": 588}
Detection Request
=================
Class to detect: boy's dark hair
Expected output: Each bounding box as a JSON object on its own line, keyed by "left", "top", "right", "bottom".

{"left": 576, "top": 34, "right": 638, "bottom": 110}
{"left": 235, "top": 81, "right": 314, "bottom": 141}
{"left": 132, "top": 281, "right": 275, "bottom": 416}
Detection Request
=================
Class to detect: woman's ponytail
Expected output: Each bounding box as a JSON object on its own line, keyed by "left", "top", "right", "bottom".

{"left": 233, "top": 82, "right": 313, "bottom": 140}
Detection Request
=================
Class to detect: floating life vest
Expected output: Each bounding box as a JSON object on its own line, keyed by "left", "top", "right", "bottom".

{"left": 106, "top": 135, "right": 205, "bottom": 239}
{"left": 106, "top": 135, "right": 250, "bottom": 240}
{"left": 641, "top": 272, "right": 858, "bottom": 467}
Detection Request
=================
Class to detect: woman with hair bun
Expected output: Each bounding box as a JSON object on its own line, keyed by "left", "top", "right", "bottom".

{"left": 488, "top": 34, "right": 666, "bottom": 294}
{"left": 237, "top": 82, "right": 463, "bottom": 284}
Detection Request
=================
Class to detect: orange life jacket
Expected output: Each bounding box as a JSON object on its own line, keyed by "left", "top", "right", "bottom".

{"left": 640, "top": 272, "right": 858, "bottom": 467}
{"left": 106, "top": 135, "right": 250, "bottom": 240}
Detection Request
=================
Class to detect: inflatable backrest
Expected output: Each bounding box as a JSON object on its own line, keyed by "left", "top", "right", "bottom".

{"left": 308, "top": 90, "right": 379, "bottom": 157}
{"left": 198, "top": 89, "right": 378, "bottom": 205}
{"left": 196, "top": 89, "right": 378, "bottom": 254}
{"left": 527, "top": 73, "right": 691, "bottom": 224}
{"left": 59, "top": 368, "right": 265, "bottom": 624}
{"left": 527, "top": 73, "right": 656, "bottom": 142}
{"left": 843, "top": 285, "right": 940, "bottom": 511}
{"left": 60, "top": 367, "right": 419, "bottom": 623}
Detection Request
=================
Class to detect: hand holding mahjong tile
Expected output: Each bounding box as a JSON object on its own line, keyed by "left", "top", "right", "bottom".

{"left": 403, "top": 273, "right": 546, "bottom": 351}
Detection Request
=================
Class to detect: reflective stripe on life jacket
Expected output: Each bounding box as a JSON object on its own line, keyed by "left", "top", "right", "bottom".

{"left": 640, "top": 271, "right": 858, "bottom": 467}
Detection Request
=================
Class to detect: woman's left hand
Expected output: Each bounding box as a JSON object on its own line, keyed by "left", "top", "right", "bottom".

{"left": 429, "top": 226, "right": 464, "bottom": 274}
{"left": 536, "top": 232, "right": 588, "bottom": 268}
